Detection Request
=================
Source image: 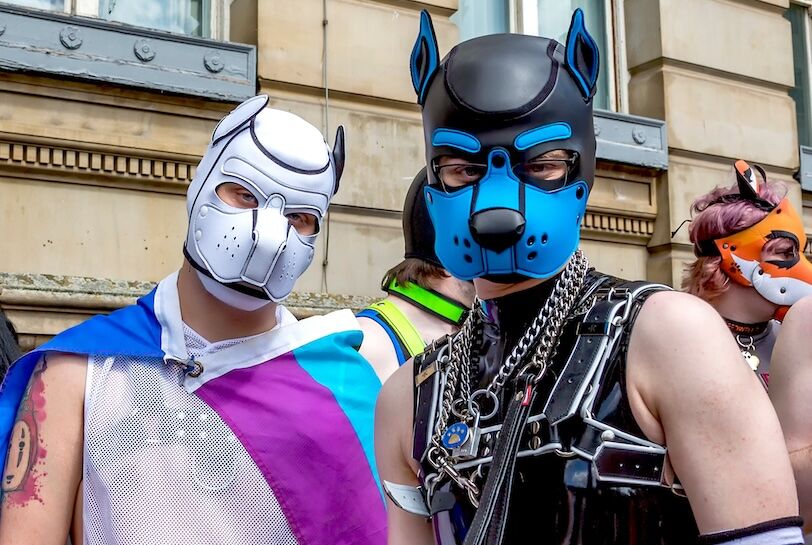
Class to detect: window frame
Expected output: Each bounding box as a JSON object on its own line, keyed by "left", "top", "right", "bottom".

{"left": 790, "top": 1, "right": 812, "bottom": 192}
{"left": 792, "top": 1, "right": 812, "bottom": 141}
{"left": 506, "top": 0, "right": 628, "bottom": 113}
{"left": 0, "top": 1, "right": 255, "bottom": 101}
{"left": 7, "top": 0, "right": 230, "bottom": 40}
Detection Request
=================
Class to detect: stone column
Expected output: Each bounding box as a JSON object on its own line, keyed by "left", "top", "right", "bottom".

{"left": 625, "top": 0, "right": 800, "bottom": 286}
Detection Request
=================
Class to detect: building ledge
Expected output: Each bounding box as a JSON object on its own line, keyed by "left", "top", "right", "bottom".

{"left": 595, "top": 110, "right": 668, "bottom": 170}
{"left": 0, "top": 4, "right": 256, "bottom": 102}
{"left": 0, "top": 272, "right": 375, "bottom": 320}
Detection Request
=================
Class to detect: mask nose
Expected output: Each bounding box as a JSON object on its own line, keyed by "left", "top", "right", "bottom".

{"left": 469, "top": 208, "right": 526, "bottom": 252}
{"left": 468, "top": 148, "right": 525, "bottom": 252}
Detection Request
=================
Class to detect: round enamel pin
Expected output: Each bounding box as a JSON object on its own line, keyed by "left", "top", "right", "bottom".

{"left": 442, "top": 422, "right": 469, "bottom": 449}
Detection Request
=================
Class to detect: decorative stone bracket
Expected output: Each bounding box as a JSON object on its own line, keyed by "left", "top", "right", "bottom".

{"left": 594, "top": 110, "right": 667, "bottom": 170}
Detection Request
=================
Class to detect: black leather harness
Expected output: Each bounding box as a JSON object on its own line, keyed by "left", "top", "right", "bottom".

{"left": 409, "top": 274, "right": 679, "bottom": 543}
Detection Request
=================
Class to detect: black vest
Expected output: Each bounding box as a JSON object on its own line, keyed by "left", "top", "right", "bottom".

{"left": 412, "top": 271, "right": 699, "bottom": 544}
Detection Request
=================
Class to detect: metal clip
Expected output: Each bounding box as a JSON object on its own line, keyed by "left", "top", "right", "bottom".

{"left": 163, "top": 355, "right": 204, "bottom": 378}
{"left": 611, "top": 289, "right": 635, "bottom": 327}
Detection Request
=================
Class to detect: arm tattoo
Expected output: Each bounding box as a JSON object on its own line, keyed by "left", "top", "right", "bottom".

{"left": 2, "top": 357, "right": 48, "bottom": 507}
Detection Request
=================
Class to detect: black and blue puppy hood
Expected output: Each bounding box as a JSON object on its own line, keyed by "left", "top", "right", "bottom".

{"left": 410, "top": 9, "right": 599, "bottom": 281}
{"left": 403, "top": 167, "right": 442, "bottom": 267}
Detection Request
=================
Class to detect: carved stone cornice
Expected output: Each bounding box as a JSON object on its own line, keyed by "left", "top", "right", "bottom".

{"left": 0, "top": 134, "right": 197, "bottom": 193}
{"left": 582, "top": 210, "right": 655, "bottom": 242}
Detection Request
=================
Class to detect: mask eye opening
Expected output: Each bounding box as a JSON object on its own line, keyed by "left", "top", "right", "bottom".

{"left": 285, "top": 208, "right": 321, "bottom": 236}
{"left": 215, "top": 182, "right": 261, "bottom": 210}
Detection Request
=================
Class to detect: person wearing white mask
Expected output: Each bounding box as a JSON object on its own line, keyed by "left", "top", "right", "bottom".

{"left": 0, "top": 95, "right": 387, "bottom": 545}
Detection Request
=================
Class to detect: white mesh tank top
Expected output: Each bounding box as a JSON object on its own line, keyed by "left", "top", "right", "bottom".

{"left": 82, "top": 321, "right": 299, "bottom": 544}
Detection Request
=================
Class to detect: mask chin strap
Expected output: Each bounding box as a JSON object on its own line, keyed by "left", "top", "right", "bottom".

{"left": 384, "top": 279, "right": 469, "bottom": 326}
{"left": 182, "top": 246, "right": 273, "bottom": 301}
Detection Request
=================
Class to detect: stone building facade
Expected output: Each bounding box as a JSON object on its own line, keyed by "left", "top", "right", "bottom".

{"left": 0, "top": 0, "right": 808, "bottom": 349}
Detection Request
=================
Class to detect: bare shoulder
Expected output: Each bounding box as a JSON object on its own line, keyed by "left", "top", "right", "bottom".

{"left": 778, "top": 295, "right": 812, "bottom": 346}
{"left": 375, "top": 357, "right": 435, "bottom": 543}
{"left": 630, "top": 290, "right": 740, "bottom": 374}
{"left": 769, "top": 295, "right": 812, "bottom": 448}
{"left": 633, "top": 290, "right": 728, "bottom": 346}
{"left": 32, "top": 352, "right": 89, "bottom": 401}
{"left": 626, "top": 290, "right": 753, "bottom": 442}
{"left": 39, "top": 352, "right": 88, "bottom": 381}
{"left": 0, "top": 352, "right": 86, "bottom": 544}
{"left": 770, "top": 295, "right": 812, "bottom": 390}
{"left": 357, "top": 316, "right": 400, "bottom": 384}
{"left": 375, "top": 357, "right": 420, "bottom": 478}
{"left": 376, "top": 357, "right": 414, "bottom": 423}
{"left": 628, "top": 292, "right": 798, "bottom": 531}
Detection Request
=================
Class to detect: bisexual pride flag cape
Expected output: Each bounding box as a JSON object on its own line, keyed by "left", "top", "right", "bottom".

{"left": 0, "top": 273, "right": 386, "bottom": 545}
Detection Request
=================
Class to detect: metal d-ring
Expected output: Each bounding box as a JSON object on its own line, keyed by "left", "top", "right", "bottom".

{"left": 187, "top": 360, "right": 204, "bottom": 378}
{"left": 470, "top": 389, "right": 499, "bottom": 421}
{"left": 452, "top": 398, "right": 477, "bottom": 419}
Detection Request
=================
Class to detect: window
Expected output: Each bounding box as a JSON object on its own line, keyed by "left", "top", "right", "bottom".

{"left": 1, "top": 0, "right": 228, "bottom": 39}
{"left": 3, "top": 0, "right": 66, "bottom": 9}
{"left": 97, "top": 0, "right": 211, "bottom": 37}
{"left": 451, "top": 0, "right": 509, "bottom": 40}
{"left": 788, "top": 2, "right": 812, "bottom": 150}
{"left": 451, "top": 0, "right": 626, "bottom": 112}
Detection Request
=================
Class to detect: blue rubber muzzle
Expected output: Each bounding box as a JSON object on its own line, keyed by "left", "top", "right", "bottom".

{"left": 424, "top": 149, "right": 588, "bottom": 280}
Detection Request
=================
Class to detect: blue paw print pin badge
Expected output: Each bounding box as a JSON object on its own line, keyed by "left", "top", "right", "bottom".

{"left": 442, "top": 422, "right": 469, "bottom": 449}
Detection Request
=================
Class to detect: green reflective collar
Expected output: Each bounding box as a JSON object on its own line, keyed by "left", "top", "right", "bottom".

{"left": 385, "top": 279, "right": 469, "bottom": 326}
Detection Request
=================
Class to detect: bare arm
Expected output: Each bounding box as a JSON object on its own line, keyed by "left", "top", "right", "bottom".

{"left": 0, "top": 353, "right": 86, "bottom": 545}
{"left": 374, "top": 359, "right": 435, "bottom": 545}
{"left": 627, "top": 291, "right": 798, "bottom": 534}
{"left": 358, "top": 316, "right": 401, "bottom": 384}
{"left": 770, "top": 295, "right": 812, "bottom": 528}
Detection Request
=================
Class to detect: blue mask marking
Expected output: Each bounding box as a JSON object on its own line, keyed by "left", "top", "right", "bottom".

{"left": 431, "top": 129, "right": 481, "bottom": 154}
{"left": 410, "top": 10, "right": 440, "bottom": 104}
{"left": 565, "top": 8, "right": 600, "bottom": 99}
{"left": 514, "top": 123, "right": 572, "bottom": 151}
{"left": 425, "top": 148, "right": 589, "bottom": 280}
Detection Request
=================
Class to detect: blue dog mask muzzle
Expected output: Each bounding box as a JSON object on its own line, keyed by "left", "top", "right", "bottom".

{"left": 425, "top": 149, "right": 588, "bottom": 280}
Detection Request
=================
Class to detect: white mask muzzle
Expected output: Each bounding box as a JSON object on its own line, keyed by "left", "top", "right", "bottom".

{"left": 192, "top": 194, "right": 317, "bottom": 303}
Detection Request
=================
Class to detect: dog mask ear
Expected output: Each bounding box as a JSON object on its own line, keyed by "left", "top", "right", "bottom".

{"left": 564, "top": 9, "right": 600, "bottom": 100}
{"left": 332, "top": 125, "right": 345, "bottom": 194}
{"left": 734, "top": 159, "right": 762, "bottom": 200}
{"left": 211, "top": 95, "right": 270, "bottom": 145}
{"left": 410, "top": 10, "right": 441, "bottom": 105}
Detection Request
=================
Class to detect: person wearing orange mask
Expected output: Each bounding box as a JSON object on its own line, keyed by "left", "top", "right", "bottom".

{"left": 683, "top": 160, "right": 812, "bottom": 388}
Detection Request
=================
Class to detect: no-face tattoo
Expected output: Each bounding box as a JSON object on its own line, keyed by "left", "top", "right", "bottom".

{"left": 2, "top": 358, "right": 48, "bottom": 507}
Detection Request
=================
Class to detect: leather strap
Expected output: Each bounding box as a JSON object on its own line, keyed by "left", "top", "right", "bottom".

{"left": 363, "top": 299, "right": 427, "bottom": 358}
{"left": 463, "top": 374, "right": 536, "bottom": 545}
{"left": 383, "top": 480, "right": 431, "bottom": 517}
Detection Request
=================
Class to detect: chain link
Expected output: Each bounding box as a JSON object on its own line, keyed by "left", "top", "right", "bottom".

{"left": 425, "top": 250, "right": 590, "bottom": 503}
{"left": 484, "top": 250, "right": 588, "bottom": 395}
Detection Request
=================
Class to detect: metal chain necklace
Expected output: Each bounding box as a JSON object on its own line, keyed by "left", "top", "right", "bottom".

{"left": 425, "top": 250, "right": 590, "bottom": 504}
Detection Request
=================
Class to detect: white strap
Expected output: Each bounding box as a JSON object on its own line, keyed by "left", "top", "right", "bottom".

{"left": 383, "top": 480, "right": 430, "bottom": 517}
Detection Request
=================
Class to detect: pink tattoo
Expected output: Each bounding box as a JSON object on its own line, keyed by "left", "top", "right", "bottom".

{"left": 2, "top": 359, "right": 48, "bottom": 507}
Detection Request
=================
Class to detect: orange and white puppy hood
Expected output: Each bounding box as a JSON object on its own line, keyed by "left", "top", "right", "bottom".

{"left": 702, "top": 160, "right": 812, "bottom": 307}
{"left": 715, "top": 199, "right": 812, "bottom": 306}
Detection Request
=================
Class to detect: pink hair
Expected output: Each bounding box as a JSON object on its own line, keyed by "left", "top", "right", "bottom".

{"left": 681, "top": 174, "right": 785, "bottom": 301}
